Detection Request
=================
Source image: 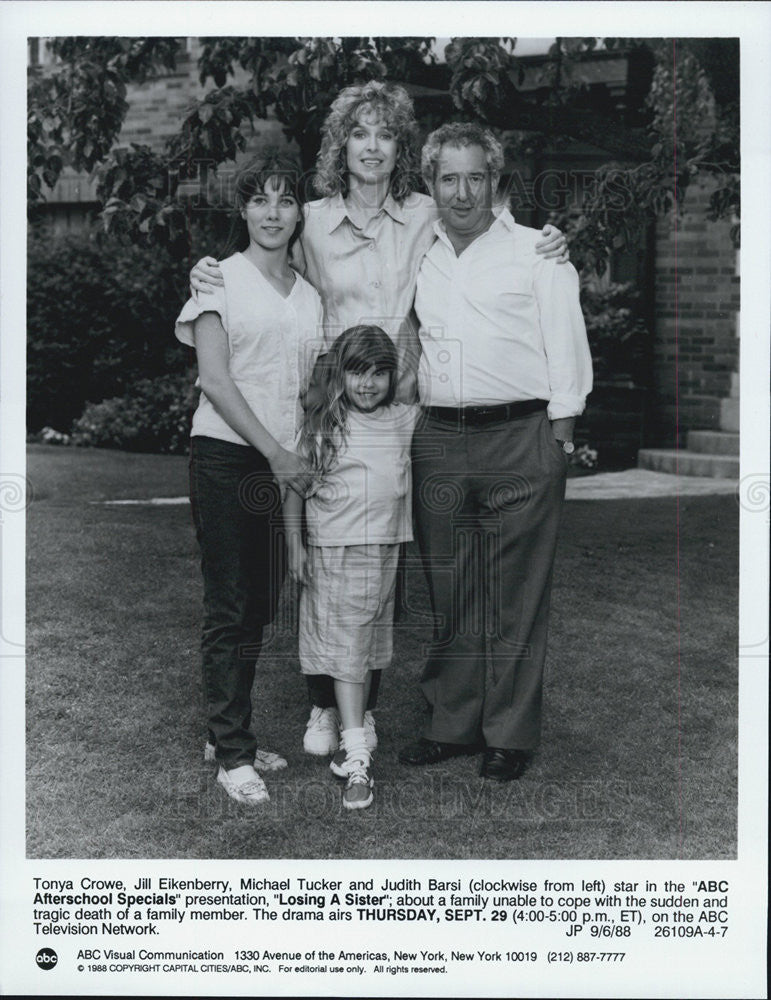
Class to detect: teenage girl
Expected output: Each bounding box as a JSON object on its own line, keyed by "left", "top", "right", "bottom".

{"left": 175, "top": 153, "right": 324, "bottom": 806}
{"left": 283, "top": 325, "right": 419, "bottom": 810}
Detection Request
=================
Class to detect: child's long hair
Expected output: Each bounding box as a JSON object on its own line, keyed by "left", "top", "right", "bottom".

{"left": 220, "top": 150, "right": 306, "bottom": 258}
{"left": 301, "top": 325, "right": 399, "bottom": 476}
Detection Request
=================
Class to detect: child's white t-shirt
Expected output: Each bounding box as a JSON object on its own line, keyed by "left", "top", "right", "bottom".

{"left": 305, "top": 403, "right": 420, "bottom": 546}
{"left": 175, "top": 253, "right": 325, "bottom": 450}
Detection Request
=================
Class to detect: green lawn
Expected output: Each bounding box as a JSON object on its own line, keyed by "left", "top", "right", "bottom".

{"left": 26, "top": 444, "right": 738, "bottom": 859}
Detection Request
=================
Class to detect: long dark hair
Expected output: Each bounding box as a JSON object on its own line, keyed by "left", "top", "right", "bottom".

{"left": 220, "top": 151, "right": 306, "bottom": 258}
{"left": 300, "top": 325, "right": 399, "bottom": 476}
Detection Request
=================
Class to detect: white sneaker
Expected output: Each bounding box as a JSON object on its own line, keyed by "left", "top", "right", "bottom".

{"left": 204, "top": 742, "right": 287, "bottom": 771}
{"left": 303, "top": 706, "right": 340, "bottom": 755}
{"left": 363, "top": 710, "right": 378, "bottom": 750}
{"left": 216, "top": 764, "right": 269, "bottom": 806}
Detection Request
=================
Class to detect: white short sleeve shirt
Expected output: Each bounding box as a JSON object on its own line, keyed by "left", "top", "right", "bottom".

{"left": 305, "top": 403, "right": 420, "bottom": 546}
{"left": 175, "top": 253, "right": 325, "bottom": 449}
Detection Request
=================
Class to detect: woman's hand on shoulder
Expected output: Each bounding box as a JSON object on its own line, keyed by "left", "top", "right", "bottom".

{"left": 190, "top": 256, "right": 224, "bottom": 294}
{"left": 535, "top": 224, "right": 569, "bottom": 263}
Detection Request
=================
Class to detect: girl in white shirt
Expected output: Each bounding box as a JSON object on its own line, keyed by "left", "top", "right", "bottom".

{"left": 284, "top": 325, "right": 419, "bottom": 810}
{"left": 175, "top": 153, "right": 324, "bottom": 807}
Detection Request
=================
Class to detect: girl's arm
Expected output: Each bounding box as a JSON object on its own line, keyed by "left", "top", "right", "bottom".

{"left": 283, "top": 487, "right": 308, "bottom": 585}
{"left": 194, "top": 312, "right": 306, "bottom": 495}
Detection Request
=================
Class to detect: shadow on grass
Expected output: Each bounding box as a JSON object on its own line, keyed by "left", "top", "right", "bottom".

{"left": 25, "top": 446, "right": 738, "bottom": 859}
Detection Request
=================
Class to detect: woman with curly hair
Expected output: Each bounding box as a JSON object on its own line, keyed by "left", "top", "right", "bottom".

{"left": 190, "top": 80, "right": 566, "bottom": 759}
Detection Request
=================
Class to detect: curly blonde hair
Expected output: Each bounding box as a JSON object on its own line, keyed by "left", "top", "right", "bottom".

{"left": 313, "top": 81, "right": 421, "bottom": 202}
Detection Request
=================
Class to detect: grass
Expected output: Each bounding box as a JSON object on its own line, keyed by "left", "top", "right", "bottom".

{"left": 26, "top": 444, "right": 738, "bottom": 859}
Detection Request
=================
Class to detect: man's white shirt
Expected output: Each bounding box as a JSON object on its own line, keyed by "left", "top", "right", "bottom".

{"left": 415, "top": 207, "right": 593, "bottom": 418}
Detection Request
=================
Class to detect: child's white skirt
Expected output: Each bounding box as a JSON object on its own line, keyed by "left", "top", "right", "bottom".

{"left": 299, "top": 543, "right": 400, "bottom": 683}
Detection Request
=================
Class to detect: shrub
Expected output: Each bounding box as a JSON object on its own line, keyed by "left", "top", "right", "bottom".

{"left": 71, "top": 372, "right": 198, "bottom": 454}
{"left": 580, "top": 280, "right": 650, "bottom": 386}
{"left": 27, "top": 224, "right": 192, "bottom": 432}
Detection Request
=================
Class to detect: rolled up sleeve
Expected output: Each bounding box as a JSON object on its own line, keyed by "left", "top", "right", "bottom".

{"left": 533, "top": 259, "right": 593, "bottom": 419}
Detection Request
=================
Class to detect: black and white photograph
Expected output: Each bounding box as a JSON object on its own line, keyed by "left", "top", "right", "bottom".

{"left": 1, "top": 3, "right": 768, "bottom": 998}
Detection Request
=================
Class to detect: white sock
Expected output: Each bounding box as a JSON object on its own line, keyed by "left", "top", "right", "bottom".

{"left": 340, "top": 727, "right": 368, "bottom": 761}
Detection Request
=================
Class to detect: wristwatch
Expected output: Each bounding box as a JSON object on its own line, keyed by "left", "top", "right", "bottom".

{"left": 555, "top": 439, "right": 575, "bottom": 455}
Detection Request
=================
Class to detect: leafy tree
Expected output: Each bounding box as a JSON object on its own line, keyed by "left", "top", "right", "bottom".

{"left": 28, "top": 38, "right": 180, "bottom": 201}
{"left": 28, "top": 36, "right": 739, "bottom": 271}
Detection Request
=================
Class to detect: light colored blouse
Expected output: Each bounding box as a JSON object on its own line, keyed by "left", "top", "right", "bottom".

{"left": 175, "top": 253, "right": 325, "bottom": 449}
{"left": 300, "top": 191, "right": 438, "bottom": 353}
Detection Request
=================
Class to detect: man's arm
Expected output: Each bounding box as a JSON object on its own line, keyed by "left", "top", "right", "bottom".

{"left": 532, "top": 259, "right": 593, "bottom": 435}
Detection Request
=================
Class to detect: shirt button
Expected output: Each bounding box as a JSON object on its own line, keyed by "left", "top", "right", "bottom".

{"left": 369, "top": 241, "right": 376, "bottom": 251}
{"left": 371, "top": 280, "right": 381, "bottom": 288}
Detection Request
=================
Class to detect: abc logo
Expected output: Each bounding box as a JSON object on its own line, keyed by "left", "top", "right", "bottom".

{"left": 36, "top": 947, "right": 58, "bottom": 970}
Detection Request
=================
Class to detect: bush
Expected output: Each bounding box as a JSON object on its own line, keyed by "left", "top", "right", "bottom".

{"left": 580, "top": 280, "right": 650, "bottom": 386}
{"left": 71, "top": 372, "right": 198, "bottom": 454}
{"left": 27, "top": 225, "right": 192, "bottom": 432}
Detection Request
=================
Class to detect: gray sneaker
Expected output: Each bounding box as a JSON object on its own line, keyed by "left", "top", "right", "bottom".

{"left": 342, "top": 754, "right": 374, "bottom": 811}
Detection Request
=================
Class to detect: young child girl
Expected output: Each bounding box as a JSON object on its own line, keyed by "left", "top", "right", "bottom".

{"left": 284, "top": 325, "right": 419, "bottom": 810}
{"left": 175, "top": 152, "right": 325, "bottom": 806}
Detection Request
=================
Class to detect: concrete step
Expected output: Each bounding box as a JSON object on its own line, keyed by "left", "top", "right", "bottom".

{"left": 638, "top": 449, "right": 739, "bottom": 479}
{"left": 687, "top": 430, "right": 740, "bottom": 456}
{"left": 721, "top": 397, "right": 740, "bottom": 432}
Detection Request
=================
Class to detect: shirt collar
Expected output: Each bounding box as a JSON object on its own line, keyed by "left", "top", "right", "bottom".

{"left": 326, "top": 190, "right": 405, "bottom": 233}
{"left": 431, "top": 204, "right": 516, "bottom": 246}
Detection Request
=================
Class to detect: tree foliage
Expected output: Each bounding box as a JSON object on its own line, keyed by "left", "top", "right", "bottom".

{"left": 28, "top": 38, "right": 180, "bottom": 201}
{"left": 28, "top": 36, "right": 740, "bottom": 268}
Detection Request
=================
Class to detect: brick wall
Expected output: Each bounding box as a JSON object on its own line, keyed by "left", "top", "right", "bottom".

{"left": 651, "top": 176, "right": 740, "bottom": 446}
{"left": 43, "top": 39, "right": 290, "bottom": 220}
{"left": 119, "top": 42, "right": 290, "bottom": 158}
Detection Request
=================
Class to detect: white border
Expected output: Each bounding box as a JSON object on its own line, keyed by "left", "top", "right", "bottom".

{"left": 2, "top": 4, "right": 769, "bottom": 998}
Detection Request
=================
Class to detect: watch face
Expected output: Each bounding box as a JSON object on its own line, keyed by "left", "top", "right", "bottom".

{"left": 562, "top": 441, "right": 575, "bottom": 455}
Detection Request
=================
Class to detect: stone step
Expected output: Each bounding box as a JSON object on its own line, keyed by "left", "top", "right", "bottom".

{"left": 687, "top": 430, "right": 740, "bottom": 456}
{"left": 638, "top": 449, "right": 739, "bottom": 479}
{"left": 721, "top": 397, "right": 740, "bottom": 432}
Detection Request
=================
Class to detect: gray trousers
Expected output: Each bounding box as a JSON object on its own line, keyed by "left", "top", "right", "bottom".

{"left": 411, "top": 409, "right": 567, "bottom": 750}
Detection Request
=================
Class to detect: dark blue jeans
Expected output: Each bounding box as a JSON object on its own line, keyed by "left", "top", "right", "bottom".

{"left": 189, "top": 436, "right": 285, "bottom": 769}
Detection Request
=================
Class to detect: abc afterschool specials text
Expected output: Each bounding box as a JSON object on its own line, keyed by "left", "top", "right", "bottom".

{"left": 27, "top": 869, "right": 738, "bottom": 991}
